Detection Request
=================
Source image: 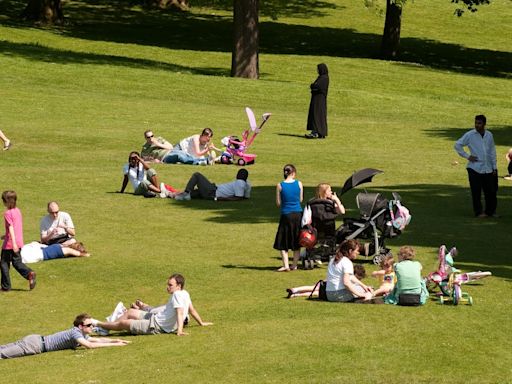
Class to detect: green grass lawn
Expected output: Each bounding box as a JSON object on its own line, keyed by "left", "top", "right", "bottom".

{"left": 1, "top": 0, "right": 511, "bottom": 382}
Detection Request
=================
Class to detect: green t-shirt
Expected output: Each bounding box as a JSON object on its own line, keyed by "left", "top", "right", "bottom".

{"left": 394, "top": 260, "right": 422, "bottom": 294}
{"left": 141, "top": 137, "right": 172, "bottom": 160}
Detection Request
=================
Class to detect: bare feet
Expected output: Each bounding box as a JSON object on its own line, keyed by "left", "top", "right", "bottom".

{"left": 277, "top": 266, "right": 290, "bottom": 272}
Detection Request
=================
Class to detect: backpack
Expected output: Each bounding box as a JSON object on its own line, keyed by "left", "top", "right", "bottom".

{"left": 389, "top": 200, "right": 411, "bottom": 231}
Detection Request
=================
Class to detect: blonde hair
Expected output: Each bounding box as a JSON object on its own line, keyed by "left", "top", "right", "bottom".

{"left": 315, "top": 183, "right": 331, "bottom": 199}
{"left": 397, "top": 246, "right": 415, "bottom": 261}
{"left": 380, "top": 254, "right": 395, "bottom": 269}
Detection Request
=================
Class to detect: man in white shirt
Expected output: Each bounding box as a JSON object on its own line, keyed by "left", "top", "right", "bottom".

{"left": 174, "top": 169, "right": 251, "bottom": 201}
{"left": 92, "top": 274, "right": 212, "bottom": 336}
{"left": 40, "top": 202, "right": 76, "bottom": 246}
{"left": 454, "top": 115, "right": 498, "bottom": 217}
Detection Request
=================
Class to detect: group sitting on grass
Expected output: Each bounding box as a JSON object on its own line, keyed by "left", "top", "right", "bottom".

{"left": 286, "top": 240, "right": 427, "bottom": 306}
{"left": 141, "top": 128, "right": 221, "bottom": 165}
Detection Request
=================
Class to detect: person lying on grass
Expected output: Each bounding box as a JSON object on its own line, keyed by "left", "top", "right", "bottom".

{"left": 21, "top": 241, "right": 90, "bottom": 263}
{"left": 174, "top": 169, "right": 251, "bottom": 201}
{"left": 0, "top": 313, "right": 129, "bottom": 359}
{"left": 92, "top": 273, "right": 212, "bottom": 336}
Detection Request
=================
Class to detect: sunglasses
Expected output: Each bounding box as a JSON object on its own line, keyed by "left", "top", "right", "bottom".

{"left": 82, "top": 323, "right": 94, "bottom": 328}
{"left": 146, "top": 135, "right": 154, "bottom": 139}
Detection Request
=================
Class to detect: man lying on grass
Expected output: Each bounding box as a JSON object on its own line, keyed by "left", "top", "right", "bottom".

{"left": 92, "top": 273, "right": 213, "bottom": 336}
{"left": 0, "top": 313, "right": 129, "bottom": 359}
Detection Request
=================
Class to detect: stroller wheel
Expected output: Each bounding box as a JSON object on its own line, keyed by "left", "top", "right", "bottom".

{"left": 372, "top": 254, "right": 382, "bottom": 265}
{"left": 237, "top": 158, "right": 246, "bottom": 166}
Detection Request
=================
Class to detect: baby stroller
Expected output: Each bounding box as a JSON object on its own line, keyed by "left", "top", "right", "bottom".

{"left": 220, "top": 107, "right": 271, "bottom": 166}
{"left": 302, "top": 169, "right": 411, "bottom": 267}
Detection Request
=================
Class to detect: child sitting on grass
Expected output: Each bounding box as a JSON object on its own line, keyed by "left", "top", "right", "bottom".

{"left": 385, "top": 246, "right": 428, "bottom": 306}
{"left": 371, "top": 255, "right": 395, "bottom": 297}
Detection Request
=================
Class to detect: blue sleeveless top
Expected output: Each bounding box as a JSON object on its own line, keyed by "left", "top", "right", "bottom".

{"left": 280, "top": 180, "right": 302, "bottom": 215}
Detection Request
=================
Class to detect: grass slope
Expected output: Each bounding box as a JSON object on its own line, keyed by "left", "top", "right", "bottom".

{"left": 0, "top": 0, "right": 511, "bottom": 383}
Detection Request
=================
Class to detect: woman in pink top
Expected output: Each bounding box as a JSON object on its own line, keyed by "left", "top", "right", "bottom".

{"left": 1, "top": 191, "right": 36, "bottom": 291}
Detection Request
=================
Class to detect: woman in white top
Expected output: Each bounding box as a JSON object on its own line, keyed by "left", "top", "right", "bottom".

{"left": 326, "top": 239, "right": 373, "bottom": 302}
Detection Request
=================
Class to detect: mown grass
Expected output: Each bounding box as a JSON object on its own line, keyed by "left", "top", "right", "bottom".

{"left": 0, "top": 0, "right": 511, "bottom": 383}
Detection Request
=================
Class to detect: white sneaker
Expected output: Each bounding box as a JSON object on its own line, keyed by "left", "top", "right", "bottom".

{"left": 106, "top": 301, "right": 126, "bottom": 322}
{"left": 159, "top": 183, "right": 168, "bottom": 198}
{"left": 93, "top": 326, "right": 109, "bottom": 336}
{"left": 175, "top": 192, "right": 191, "bottom": 201}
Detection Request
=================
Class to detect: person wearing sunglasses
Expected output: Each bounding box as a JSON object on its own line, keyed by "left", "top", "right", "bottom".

{"left": 141, "top": 130, "right": 173, "bottom": 162}
{"left": 40, "top": 201, "right": 76, "bottom": 247}
{"left": 0, "top": 313, "right": 130, "bottom": 359}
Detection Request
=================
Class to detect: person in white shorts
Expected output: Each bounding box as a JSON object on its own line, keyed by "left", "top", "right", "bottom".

{"left": 92, "top": 274, "right": 212, "bottom": 336}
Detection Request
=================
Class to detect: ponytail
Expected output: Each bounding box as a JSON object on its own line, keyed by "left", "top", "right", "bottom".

{"left": 283, "top": 164, "right": 296, "bottom": 179}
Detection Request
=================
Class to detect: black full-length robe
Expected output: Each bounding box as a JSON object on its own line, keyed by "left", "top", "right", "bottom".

{"left": 306, "top": 63, "right": 329, "bottom": 137}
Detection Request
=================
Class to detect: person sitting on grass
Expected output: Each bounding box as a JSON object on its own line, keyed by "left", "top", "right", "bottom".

{"left": 162, "top": 128, "right": 219, "bottom": 165}
{"left": 371, "top": 254, "right": 395, "bottom": 298}
{"left": 174, "top": 169, "right": 251, "bottom": 201}
{"left": 384, "top": 246, "right": 428, "bottom": 306}
{"left": 141, "top": 129, "right": 173, "bottom": 162}
{"left": 92, "top": 273, "right": 213, "bottom": 336}
{"left": 40, "top": 201, "right": 77, "bottom": 247}
{"left": 119, "top": 151, "right": 174, "bottom": 198}
{"left": 21, "top": 241, "right": 90, "bottom": 263}
{"left": 0, "top": 313, "right": 130, "bottom": 359}
{"left": 325, "top": 239, "right": 373, "bottom": 302}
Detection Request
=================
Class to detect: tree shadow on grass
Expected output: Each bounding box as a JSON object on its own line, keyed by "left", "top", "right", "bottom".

{"left": 423, "top": 125, "right": 512, "bottom": 147}
{"left": 1, "top": 0, "right": 510, "bottom": 79}
{"left": 0, "top": 40, "right": 230, "bottom": 76}
{"left": 176, "top": 183, "right": 512, "bottom": 279}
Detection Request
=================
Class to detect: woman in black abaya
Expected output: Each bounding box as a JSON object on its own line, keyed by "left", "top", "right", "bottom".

{"left": 305, "top": 63, "right": 329, "bottom": 139}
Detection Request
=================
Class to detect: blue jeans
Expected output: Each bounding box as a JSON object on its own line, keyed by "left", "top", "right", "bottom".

{"left": 162, "top": 149, "right": 202, "bottom": 165}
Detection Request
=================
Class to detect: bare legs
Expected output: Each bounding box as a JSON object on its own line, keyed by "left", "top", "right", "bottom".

{"left": 0, "top": 130, "right": 10, "bottom": 150}
{"left": 278, "top": 249, "right": 300, "bottom": 272}
{"left": 286, "top": 285, "right": 318, "bottom": 298}
{"left": 97, "top": 308, "right": 141, "bottom": 331}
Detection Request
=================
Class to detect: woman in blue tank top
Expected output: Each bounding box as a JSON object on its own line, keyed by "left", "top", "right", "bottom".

{"left": 273, "top": 164, "right": 303, "bottom": 271}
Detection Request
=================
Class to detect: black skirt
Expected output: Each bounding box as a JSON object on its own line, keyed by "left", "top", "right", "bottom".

{"left": 273, "top": 212, "right": 302, "bottom": 251}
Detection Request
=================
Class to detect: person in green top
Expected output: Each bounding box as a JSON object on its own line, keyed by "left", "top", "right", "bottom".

{"left": 385, "top": 246, "right": 428, "bottom": 306}
{"left": 141, "top": 130, "right": 173, "bottom": 162}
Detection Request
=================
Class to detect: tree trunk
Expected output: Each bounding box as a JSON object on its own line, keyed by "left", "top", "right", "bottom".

{"left": 231, "top": 0, "right": 259, "bottom": 79}
{"left": 22, "top": 0, "right": 64, "bottom": 25}
{"left": 380, "top": 0, "right": 402, "bottom": 59}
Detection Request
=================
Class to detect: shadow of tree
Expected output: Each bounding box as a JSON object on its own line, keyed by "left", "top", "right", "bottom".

{"left": 423, "top": 125, "right": 512, "bottom": 147}
{"left": 1, "top": 0, "right": 510, "bottom": 79}
{"left": 172, "top": 183, "right": 512, "bottom": 279}
{"left": 0, "top": 40, "right": 230, "bottom": 76}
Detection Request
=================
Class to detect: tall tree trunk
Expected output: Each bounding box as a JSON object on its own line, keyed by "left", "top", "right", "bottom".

{"left": 380, "top": 0, "right": 402, "bottom": 59}
{"left": 231, "top": 0, "right": 259, "bottom": 79}
{"left": 22, "top": 0, "right": 64, "bottom": 25}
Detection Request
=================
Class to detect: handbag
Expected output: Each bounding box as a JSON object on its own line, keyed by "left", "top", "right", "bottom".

{"left": 398, "top": 293, "right": 421, "bottom": 306}
{"left": 309, "top": 280, "right": 327, "bottom": 301}
{"left": 47, "top": 233, "right": 72, "bottom": 245}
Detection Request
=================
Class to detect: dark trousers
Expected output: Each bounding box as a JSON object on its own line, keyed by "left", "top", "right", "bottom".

{"left": 1, "top": 249, "right": 33, "bottom": 290}
{"left": 467, "top": 168, "right": 498, "bottom": 216}
{"left": 185, "top": 172, "right": 217, "bottom": 199}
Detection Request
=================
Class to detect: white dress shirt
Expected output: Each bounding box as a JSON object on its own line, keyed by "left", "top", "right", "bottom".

{"left": 454, "top": 129, "right": 496, "bottom": 174}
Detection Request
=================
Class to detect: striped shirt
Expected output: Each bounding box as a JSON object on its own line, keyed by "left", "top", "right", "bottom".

{"left": 43, "top": 327, "right": 86, "bottom": 352}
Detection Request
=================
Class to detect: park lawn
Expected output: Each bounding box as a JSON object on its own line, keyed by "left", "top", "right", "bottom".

{"left": 0, "top": 0, "right": 511, "bottom": 383}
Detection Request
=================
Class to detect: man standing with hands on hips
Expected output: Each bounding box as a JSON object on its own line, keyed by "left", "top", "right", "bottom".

{"left": 454, "top": 115, "right": 498, "bottom": 218}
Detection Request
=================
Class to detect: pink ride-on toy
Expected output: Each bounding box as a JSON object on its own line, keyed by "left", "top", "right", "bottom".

{"left": 220, "top": 107, "right": 271, "bottom": 166}
{"left": 426, "top": 245, "right": 492, "bottom": 305}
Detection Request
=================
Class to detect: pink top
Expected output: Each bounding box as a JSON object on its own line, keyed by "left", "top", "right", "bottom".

{"left": 3, "top": 208, "right": 24, "bottom": 250}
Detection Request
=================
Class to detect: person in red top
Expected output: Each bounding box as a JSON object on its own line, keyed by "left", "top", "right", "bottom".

{"left": 1, "top": 190, "right": 36, "bottom": 291}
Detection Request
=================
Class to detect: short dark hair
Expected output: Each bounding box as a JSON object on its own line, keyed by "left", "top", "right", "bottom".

{"left": 73, "top": 313, "right": 91, "bottom": 327}
{"left": 236, "top": 169, "right": 249, "bottom": 181}
{"left": 2, "top": 190, "right": 17, "bottom": 209}
{"left": 475, "top": 115, "right": 486, "bottom": 125}
{"left": 170, "top": 273, "right": 185, "bottom": 289}
{"left": 353, "top": 264, "right": 366, "bottom": 279}
{"left": 201, "top": 128, "right": 213, "bottom": 137}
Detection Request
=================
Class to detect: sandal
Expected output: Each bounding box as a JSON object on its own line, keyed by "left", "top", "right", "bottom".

{"left": 289, "top": 265, "right": 298, "bottom": 271}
